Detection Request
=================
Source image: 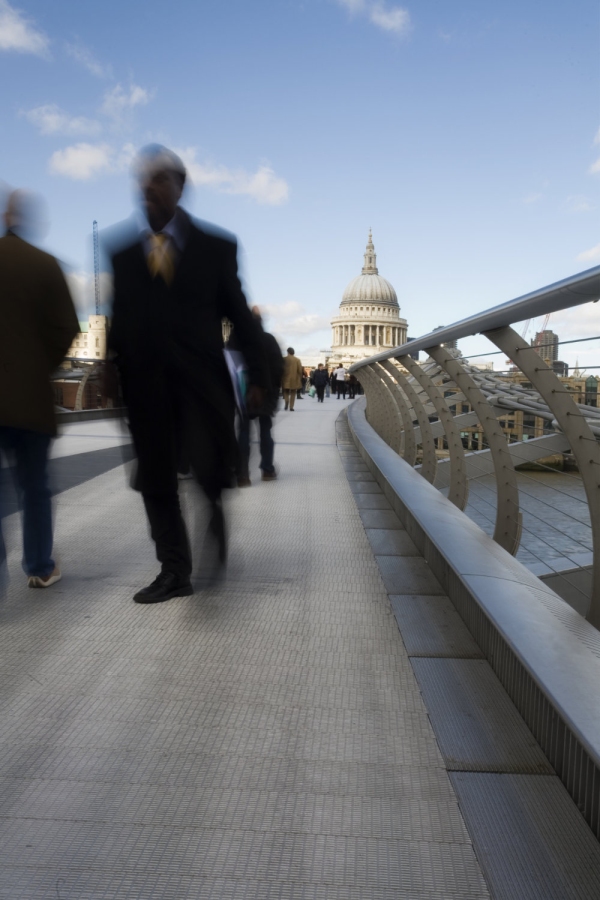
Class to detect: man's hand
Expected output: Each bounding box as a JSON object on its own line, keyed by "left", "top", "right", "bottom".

{"left": 246, "top": 384, "right": 265, "bottom": 416}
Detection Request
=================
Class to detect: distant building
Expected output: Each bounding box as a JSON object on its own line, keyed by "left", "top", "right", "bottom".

{"left": 330, "top": 231, "right": 408, "bottom": 366}
{"left": 67, "top": 315, "right": 108, "bottom": 360}
{"left": 534, "top": 329, "right": 558, "bottom": 364}
{"left": 552, "top": 360, "right": 569, "bottom": 377}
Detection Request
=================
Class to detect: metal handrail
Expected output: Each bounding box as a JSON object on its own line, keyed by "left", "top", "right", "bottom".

{"left": 348, "top": 265, "right": 600, "bottom": 372}
{"left": 347, "top": 265, "right": 600, "bottom": 626}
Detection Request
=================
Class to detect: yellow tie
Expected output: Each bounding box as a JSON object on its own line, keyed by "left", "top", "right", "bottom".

{"left": 147, "top": 233, "right": 174, "bottom": 286}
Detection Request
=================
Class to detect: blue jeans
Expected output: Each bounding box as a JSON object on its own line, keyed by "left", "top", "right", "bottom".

{"left": 0, "top": 426, "right": 54, "bottom": 578}
{"left": 238, "top": 415, "right": 275, "bottom": 475}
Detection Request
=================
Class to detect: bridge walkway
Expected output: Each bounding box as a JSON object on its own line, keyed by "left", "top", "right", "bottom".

{"left": 0, "top": 400, "right": 598, "bottom": 898}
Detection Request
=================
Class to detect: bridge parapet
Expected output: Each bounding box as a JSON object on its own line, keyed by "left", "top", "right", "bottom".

{"left": 349, "top": 266, "right": 600, "bottom": 625}
{"left": 348, "top": 395, "right": 600, "bottom": 841}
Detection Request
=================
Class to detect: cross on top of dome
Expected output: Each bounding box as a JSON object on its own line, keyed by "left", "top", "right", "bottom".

{"left": 362, "top": 229, "right": 378, "bottom": 275}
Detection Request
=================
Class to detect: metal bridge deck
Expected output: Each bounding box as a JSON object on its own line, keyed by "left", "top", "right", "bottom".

{"left": 0, "top": 400, "right": 598, "bottom": 898}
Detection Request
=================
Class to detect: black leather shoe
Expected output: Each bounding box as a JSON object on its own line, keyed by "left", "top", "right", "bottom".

{"left": 133, "top": 571, "right": 193, "bottom": 604}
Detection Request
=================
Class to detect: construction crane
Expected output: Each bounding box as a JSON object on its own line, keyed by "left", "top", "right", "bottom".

{"left": 92, "top": 220, "right": 100, "bottom": 315}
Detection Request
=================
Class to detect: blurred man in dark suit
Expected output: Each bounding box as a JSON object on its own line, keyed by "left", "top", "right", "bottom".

{"left": 107, "top": 145, "right": 266, "bottom": 604}
{"left": 0, "top": 190, "right": 79, "bottom": 590}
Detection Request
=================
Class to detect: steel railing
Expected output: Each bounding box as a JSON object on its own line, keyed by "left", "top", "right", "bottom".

{"left": 349, "top": 265, "right": 600, "bottom": 626}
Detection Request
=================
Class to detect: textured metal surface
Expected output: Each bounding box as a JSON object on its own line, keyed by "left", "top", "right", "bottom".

{"left": 390, "top": 595, "right": 484, "bottom": 658}
{"left": 0, "top": 402, "right": 489, "bottom": 898}
{"left": 411, "top": 659, "right": 553, "bottom": 773}
{"left": 450, "top": 773, "right": 600, "bottom": 900}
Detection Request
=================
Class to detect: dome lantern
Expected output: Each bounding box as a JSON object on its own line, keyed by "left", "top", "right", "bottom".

{"left": 362, "top": 229, "right": 378, "bottom": 274}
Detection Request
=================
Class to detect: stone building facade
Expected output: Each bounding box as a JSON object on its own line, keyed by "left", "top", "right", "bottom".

{"left": 330, "top": 232, "right": 408, "bottom": 366}
{"left": 67, "top": 315, "right": 108, "bottom": 360}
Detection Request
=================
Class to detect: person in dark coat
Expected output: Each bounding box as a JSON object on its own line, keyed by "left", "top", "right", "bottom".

{"left": 311, "top": 364, "right": 329, "bottom": 403}
{"left": 106, "top": 145, "right": 267, "bottom": 604}
{"left": 229, "top": 306, "right": 282, "bottom": 484}
{"left": 0, "top": 190, "right": 79, "bottom": 590}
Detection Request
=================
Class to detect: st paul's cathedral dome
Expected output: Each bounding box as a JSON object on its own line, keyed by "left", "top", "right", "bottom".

{"left": 330, "top": 232, "right": 408, "bottom": 365}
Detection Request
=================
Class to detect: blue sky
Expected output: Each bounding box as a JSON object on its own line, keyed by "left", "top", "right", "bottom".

{"left": 1, "top": 0, "right": 599, "bottom": 367}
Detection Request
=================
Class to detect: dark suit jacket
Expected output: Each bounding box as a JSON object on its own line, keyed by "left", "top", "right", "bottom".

{"left": 108, "top": 210, "right": 266, "bottom": 492}
{"left": 0, "top": 233, "right": 79, "bottom": 434}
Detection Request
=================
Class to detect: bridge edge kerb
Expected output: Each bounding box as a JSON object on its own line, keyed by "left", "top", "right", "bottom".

{"left": 347, "top": 396, "right": 600, "bottom": 839}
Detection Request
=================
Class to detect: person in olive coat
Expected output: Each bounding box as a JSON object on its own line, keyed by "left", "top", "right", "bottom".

{"left": 281, "top": 348, "right": 303, "bottom": 411}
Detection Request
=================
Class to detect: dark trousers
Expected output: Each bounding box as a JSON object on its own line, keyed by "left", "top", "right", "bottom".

{"left": 127, "top": 387, "right": 231, "bottom": 580}
{"left": 0, "top": 426, "right": 54, "bottom": 577}
{"left": 238, "top": 415, "right": 275, "bottom": 474}
{"left": 316, "top": 386, "right": 325, "bottom": 402}
{"left": 336, "top": 381, "right": 347, "bottom": 399}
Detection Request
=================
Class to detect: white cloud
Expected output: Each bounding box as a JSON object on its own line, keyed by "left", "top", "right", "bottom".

{"left": 22, "top": 103, "right": 101, "bottom": 136}
{"left": 576, "top": 243, "right": 600, "bottom": 263}
{"left": 101, "top": 83, "right": 151, "bottom": 120}
{"left": 49, "top": 143, "right": 114, "bottom": 180}
{"left": 594, "top": 127, "right": 600, "bottom": 145}
{"left": 65, "top": 41, "right": 111, "bottom": 78}
{"left": 261, "top": 301, "right": 330, "bottom": 336}
{"left": 369, "top": 3, "right": 410, "bottom": 33}
{"left": 48, "top": 141, "right": 135, "bottom": 180}
{"left": 336, "top": 0, "right": 411, "bottom": 35}
{"left": 589, "top": 157, "right": 600, "bottom": 175}
{"left": 0, "top": 0, "right": 49, "bottom": 56}
{"left": 566, "top": 195, "right": 594, "bottom": 214}
{"left": 522, "top": 192, "right": 543, "bottom": 205}
{"left": 178, "top": 147, "right": 289, "bottom": 205}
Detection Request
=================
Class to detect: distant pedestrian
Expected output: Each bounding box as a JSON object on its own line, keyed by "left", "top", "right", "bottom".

{"left": 0, "top": 190, "right": 79, "bottom": 590}
{"left": 230, "top": 307, "right": 282, "bottom": 484}
{"left": 312, "top": 364, "right": 329, "bottom": 403}
{"left": 348, "top": 373, "right": 358, "bottom": 399}
{"left": 334, "top": 364, "right": 347, "bottom": 399}
{"left": 282, "top": 348, "right": 303, "bottom": 411}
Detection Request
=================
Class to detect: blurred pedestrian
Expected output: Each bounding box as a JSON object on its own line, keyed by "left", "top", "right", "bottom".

{"left": 230, "top": 306, "right": 282, "bottom": 484}
{"left": 106, "top": 145, "right": 266, "bottom": 603}
{"left": 0, "top": 190, "right": 79, "bottom": 590}
{"left": 348, "top": 373, "right": 358, "bottom": 399}
{"left": 312, "top": 363, "right": 329, "bottom": 403}
{"left": 282, "top": 347, "right": 303, "bottom": 411}
{"left": 334, "top": 364, "right": 347, "bottom": 399}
